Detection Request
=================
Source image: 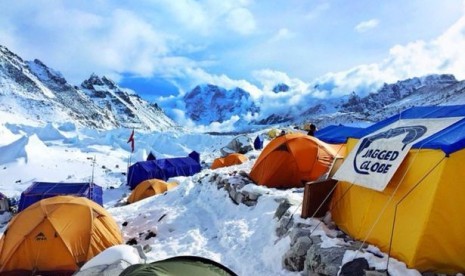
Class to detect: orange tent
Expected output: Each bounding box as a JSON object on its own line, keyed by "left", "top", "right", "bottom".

{"left": 127, "top": 179, "right": 178, "bottom": 204}
{"left": 249, "top": 133, "right": 340, "bottom": 188}
{"left": 0, "top": 196, "right": 122, "bottom": 275}
{"left": 211, "top": 153, "right": 248, "bottom": 169}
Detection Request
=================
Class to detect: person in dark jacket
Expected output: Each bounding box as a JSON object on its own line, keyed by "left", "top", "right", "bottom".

{"left": 307, "top": 124, "right": 316, "bottom": 136}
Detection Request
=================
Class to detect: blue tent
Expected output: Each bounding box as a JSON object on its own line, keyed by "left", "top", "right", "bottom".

{"left": 352, "top": 105, "right": 465, "bottom": 155}
{"left": 18, "top": 182, "right": 103, "bottom": 212}
{"left": 315, "top": 125, "right": 365, "bottom": 144}
{"left": 127, "top": 151, "right": 201, "bottom": 189}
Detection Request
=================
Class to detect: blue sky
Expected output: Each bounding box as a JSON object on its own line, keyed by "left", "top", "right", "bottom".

{"left": 1, "top": 0, "right": 465, "bottom": 126}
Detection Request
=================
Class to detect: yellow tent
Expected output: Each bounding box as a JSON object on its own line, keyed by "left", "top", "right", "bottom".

{"left": 249, "top": 133, "right": 340, "bottom": 188}
{"left": 330, "top": 106, "right": 465, "bottom": 274}
{"left": 127, "top": 179, "right": 178, "bottom": 204}
{"left": 211, "top": 153, "right": 248, "bottom": 169}
{"left": 0, "top": 196, "right": 123, "bottom": 275}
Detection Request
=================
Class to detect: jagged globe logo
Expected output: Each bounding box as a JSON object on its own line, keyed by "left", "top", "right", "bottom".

{"left": 353, "top": 126, "right": 427, "bottom": 175}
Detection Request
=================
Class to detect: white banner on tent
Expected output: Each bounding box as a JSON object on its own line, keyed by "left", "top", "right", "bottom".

{"left": 333, "top": 117, "right": 463, "bottom": 191}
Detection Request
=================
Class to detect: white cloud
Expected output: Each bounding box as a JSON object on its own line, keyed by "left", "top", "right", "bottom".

{"left": 314, "top": 10, "right": 465, "bottom": 97}
{"left": 305, "top": 2, "right": 330, "bottom": 20}
{"left": 269, "top": 28, "right": 295, "bottom": 42}
{"left": 252, "top": 69, "right": 309, "bottom": 94}
{"left": 226, "top": 8, "right": 256, "bottom": 35}
{"left": 355, "top": 19, "right": 379, "bottom": 33}
{"left": 181, "top": 67, "right": 263, "bottom": 99}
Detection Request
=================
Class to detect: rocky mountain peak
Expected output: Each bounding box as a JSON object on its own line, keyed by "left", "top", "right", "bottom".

{"left": 0, "top": 45, "right": 177, "bottom": 131}
{"left": 273, "top": 83, "right": 290, "bottom": 93}
{"left": 183, "top": 84, "right": 260, "bottom": 125}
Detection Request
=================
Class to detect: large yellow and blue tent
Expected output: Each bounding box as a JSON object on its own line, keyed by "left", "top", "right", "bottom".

{"left": 330, "top": 105, "right": 465, "bottom": 274}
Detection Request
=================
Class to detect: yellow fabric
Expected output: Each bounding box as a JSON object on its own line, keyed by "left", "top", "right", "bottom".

{"left": 0, "top": 196, "right": 123, "bottom": 274}
{"left": 127, "top": 179, "right": 178, "bottom": 203}
{"left": 249, "top": 133, "right": 340, "bottom": 188}
{"left": 330, "top": 138, "right": 465, "bottom": 273}
{"left": 267, "top": 129, "right": 280, "bottom": 139}
{"left": 211, "top": 153, "right": 248, "bottom": 169}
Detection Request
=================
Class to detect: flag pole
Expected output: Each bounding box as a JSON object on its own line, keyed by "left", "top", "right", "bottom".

{"left": 126, "top": 128, "right": 135, "bottom": 169}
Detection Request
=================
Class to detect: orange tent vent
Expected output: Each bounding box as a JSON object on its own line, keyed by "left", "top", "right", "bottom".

{"left": 127, "top": 179, "right": 178, "bottom": 204}
{"left": 0, "top": 196, "right": 123, "bottom": 275}
{"left": 249, "top": 133, "right": 339, "bottom": 188}
{"left": 211, "top": 153, "right": 248, "bottom": 169}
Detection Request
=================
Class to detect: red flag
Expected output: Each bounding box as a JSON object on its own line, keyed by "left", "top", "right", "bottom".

{"left": 127, "top": 129, "right": 135, "bottom": 152}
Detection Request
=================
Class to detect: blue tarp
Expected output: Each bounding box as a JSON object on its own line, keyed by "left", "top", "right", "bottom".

{"left": 127, "top": 151, "right": 201, "bottom": 189}
{"left": 18, "top": 182, "right": 103, "bottom": 212}
{"left": 349, "top": 105, "right": 465, "bottom": 155}
{"left": 315, "top": 125, "right": 365, "bottom": 144}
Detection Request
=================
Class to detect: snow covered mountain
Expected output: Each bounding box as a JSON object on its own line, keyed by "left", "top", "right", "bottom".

{"left": 183, "top": 84, "right": 260, "bottom": 125}
{"left": 81, "top": 74, "right": 176, "bottom": 131}
{"left": 213, "top": 74, "right": 465, "bottom": 128}
{"left": 0, "top": 45, "right": 176, "bottom": 131}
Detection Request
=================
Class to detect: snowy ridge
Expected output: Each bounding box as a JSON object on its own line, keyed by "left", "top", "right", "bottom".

{"left": 0, "top": 45, "right": 177, "bottom": 131}
{"left": 81, "top": 74, "right": 177, "bottom": 131}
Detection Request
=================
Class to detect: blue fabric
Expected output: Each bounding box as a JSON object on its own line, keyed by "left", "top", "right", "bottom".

{"left": 127, "top": 151, "right": 201, "bottom": 189}
{"left": 18, "top": 182, "right": 103, "bottom": 212}
{"left": 315, "top": 125, "right": 365, "bottom": 144}
{"left": 350, "top": 105, "right": 465, "bottom": 155}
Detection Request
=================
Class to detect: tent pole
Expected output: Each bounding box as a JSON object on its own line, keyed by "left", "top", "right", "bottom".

{"left": 385, "top": 156, "right": 445, "bottom": 271}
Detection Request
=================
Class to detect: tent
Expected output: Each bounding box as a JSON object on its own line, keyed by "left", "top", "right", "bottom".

{"left": 146, "top": 152, "right": 156, "bottom": 161}
{"left": 120, "top": 256, "right": 237, "bottom": 276}
{"left": 18, "top": 182, "right": 103, "bottom": 212}
{"left": 127, "top": 179, "right": 179, "bottom": 203}
{"left": 315, "top": 125, "right": 365, "bottom": 144}
{"left": 330, "top": 105, "right": 465, "bottom": 274}
{"left": 211, "top": 153, "right": 248, "bottom": 169}
{"left": 220, "top": 135, "right": 254, "bottom": 156}
{"left": 267, "top": 128, "right": 280, "bottom": 139}
{"left": 127, "top": 151, "right": 201, "bottom": 189}
{"left": 249, "top": 133, "right": 341, "bottom": 188}
{"left": 0, "top": 196, "right": 123, "bottom": 275}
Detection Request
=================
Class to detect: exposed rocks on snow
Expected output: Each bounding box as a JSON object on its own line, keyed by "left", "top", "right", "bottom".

{"left": 198, "top": 170, "right": 456, "bottom": 276}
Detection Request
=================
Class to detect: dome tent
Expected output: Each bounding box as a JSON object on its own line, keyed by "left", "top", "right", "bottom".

{"left": 211, "top": 153, "right": 248, "bottom": 169}
{"left": 0, "top": 196, "right": 123, "bottom": 275}
{"left": 127, "top": 179, "right": 178, "bottom": 204}
{"left": 249, "top": 133, "right": 339, "bottom": 188}
{"left": 120, "top": 256, "right": 237, "bottom": 276}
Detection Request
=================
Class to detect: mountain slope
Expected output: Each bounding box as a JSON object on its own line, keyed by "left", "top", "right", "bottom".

{"left": 81, "top": 74, "right": 177, "bottom": 130}
{"left": 0, "top": 45, "right": 176, "bottom": 131}
{"left": 183, "top": 84, "right": 259, "bottom": 125}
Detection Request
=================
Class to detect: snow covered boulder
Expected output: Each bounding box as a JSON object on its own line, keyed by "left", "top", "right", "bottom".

{"left": 74, "top": 245, "right": 144, "bottom": 276}
{"left": 220, "top": 135, "right": 254, "bottom": 156}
